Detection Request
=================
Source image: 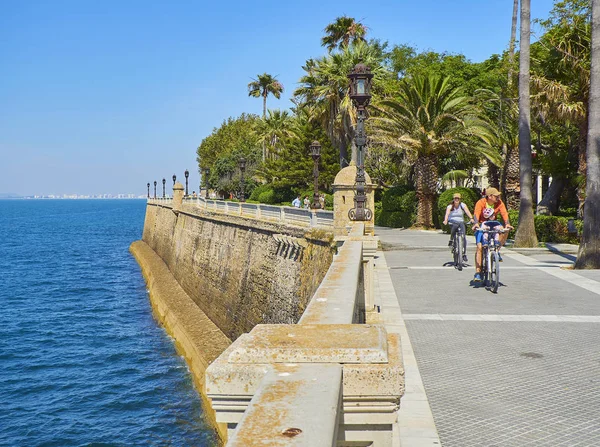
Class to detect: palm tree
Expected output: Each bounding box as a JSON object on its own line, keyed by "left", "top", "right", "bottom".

{"left": 294, "top": 41, "right": 386, "bottom": 167}
{"left": 514, "top": 0, "right": 539, "bottom": 247}
{"left": 321, "top": 16, "right": 367, "bottom": 52}
{"left": 575, "top": 0, "right": 600, "bottom": 268}
{"left": 502, "top": 0, "right": 521, "bottom": 206}
{"left": 369, "top": 76, "right": 499, "bottom": 228}
{"left": 248, "top": 73, "right": 284, "bottom": 161}
{"left": 253, "top": 109, "right": 295, "bottom": 160}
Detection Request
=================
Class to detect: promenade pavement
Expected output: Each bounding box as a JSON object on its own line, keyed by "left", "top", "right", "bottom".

{"left": 376, "top": 226, "right": 600, "bottom": 447}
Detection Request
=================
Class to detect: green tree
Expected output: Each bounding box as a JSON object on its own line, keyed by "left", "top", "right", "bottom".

{"left": 196, "top": 114, "right": 261, "bottom": 196}
{"left": 253, "top": 109, "right": 295, "bottom": 160}
{"left": 534, "top": 0, "right": 591, "bottom": 216}
{"left": 515, "top": 0, "right": 539, "bottom": 247}
{"left": 321, "top": 16, "right": 367, "bottom": 52}
{"left": 369, "top": 75, "right": 499, "bottom": 228}
{"left": 294, "top": 40, "right": 387, "bottom": 167}
{"left": 248, "top": 73, "right": 284, "bottom": 161}
{"left": 575, "top": 0, "right": 600, "bottom": 268}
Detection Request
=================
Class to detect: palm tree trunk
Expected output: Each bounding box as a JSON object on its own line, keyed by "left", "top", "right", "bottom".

{"left": 575, "top": 0, "right": 600, "bottom": 268}
{"left": 487, "top": 161, "right": 500, "bottom": 189}
{"left": 262, "top": 95, "right": 267, "bottom": 162}
{"left": 502, "top": 143, "right": 520, "bottom": 209}
{"left": 508, "top": 0, "right": 519, "bottom": 87}
{"left": 536, "top": 176, "right": 565, "bottom": 215}
{"left": 577, "top": 118, "right": 588, "bottom": 218}
{"left": 514, "top": 0, "right": 538, "bottom": 247}
{"left": 414, "top": 154, "right": 438, "bottom": 228}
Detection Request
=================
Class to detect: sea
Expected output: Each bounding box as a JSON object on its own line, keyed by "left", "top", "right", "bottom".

{"left": 0, "top": 199, "right": 217, "bottom": 447}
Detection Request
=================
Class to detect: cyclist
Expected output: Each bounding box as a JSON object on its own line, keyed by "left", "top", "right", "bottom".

{"left": 471, "top": 187, "right": 513, "bottom": 282}
{"left": 443, "top": 193, "right": 474, "bottom": 262}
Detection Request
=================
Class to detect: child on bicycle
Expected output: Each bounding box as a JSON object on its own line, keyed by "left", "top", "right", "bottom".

{"left": 443, "top": 193, "right": 475, "bottom": 262}
{"left": 471, "top": 187, "right": 513, "bottom": 282}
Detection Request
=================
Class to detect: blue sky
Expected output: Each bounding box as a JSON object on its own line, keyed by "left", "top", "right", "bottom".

{"left": 0, "top": 0, "right": 556, "bottom": 196}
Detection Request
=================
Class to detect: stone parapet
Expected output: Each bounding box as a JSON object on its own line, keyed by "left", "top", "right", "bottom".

{"left": 205, "top": 223, "right": 404, "bottom": 446}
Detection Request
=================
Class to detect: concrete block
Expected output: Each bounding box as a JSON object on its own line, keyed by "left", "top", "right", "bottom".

{"left": 227, "top": 324, "right": 389, "bottom": 364}
{"left": 227, "top": 364, "right": 342, "bottom": 447}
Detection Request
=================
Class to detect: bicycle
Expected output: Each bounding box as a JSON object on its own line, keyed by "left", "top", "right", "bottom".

{"left": 449, "top": 222, "right": 467, "bottom": 271}
{"left": 480, "top": 228, "right": 506, "bottom": 293}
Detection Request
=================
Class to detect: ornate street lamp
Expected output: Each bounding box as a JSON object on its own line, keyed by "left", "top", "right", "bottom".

{"left": 147, "top": 182, "right": 150, "bottom": 199}
{"left": 184, "top": 169, "right": 189, "bottom": 196}
{"left": 310, "top": 141, "right": 321, "bottom": 209}
{"left": 204, "top": 168, "right": 210, "bottom": 199}
{"left": 239, "top": 157, "right": 246, "bottom": 202}
{"left": 153, "top": 181, "right": 157, "bottom": 199}
{"left": 172, "top": 174, "right": 176, "bottom": 186}
{"left": 347, "top": 63, "right": 374, "bottom": 221}
{"left": 162, "top": 178, "right": 166, "bottom": 198}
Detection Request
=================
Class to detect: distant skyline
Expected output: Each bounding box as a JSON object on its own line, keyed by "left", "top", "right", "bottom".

{"left": 1, "top": 0, "right": 556, "bottom": 196}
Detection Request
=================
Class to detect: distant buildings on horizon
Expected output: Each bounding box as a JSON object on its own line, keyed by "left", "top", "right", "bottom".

{"left": 4, "top": 194, "right": 147, "bottom": 200}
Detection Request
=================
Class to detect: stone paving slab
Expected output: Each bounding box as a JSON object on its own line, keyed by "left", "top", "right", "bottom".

{"left": 405, "top": 321, "right": 600, "bottom": 447}
{"left": 383, "top": 249, "right": 600, "bottom": 316}
{"left": 375, "top": 227, "right": 600, "bottom": 447}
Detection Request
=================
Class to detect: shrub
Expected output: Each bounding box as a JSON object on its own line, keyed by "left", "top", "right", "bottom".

{"left": 377, "top": 186, "right": 417, "bottom": 228}
{"left": 376, "top": 211, "right": 415, "bottom": 228}
{"left": 381, "top": 185, "right": 414, "bottom": 212}
{"left": 437, "top": 187, "right": 479, "bottom": 233}
{"left": 257, "top": 189, "right": 276, "bottom": 204}
{"left": 507, "top": 211, "right": 582, "bottom": 243}
{"left": 249, "top": 184, "right": 271, "bottom": 202}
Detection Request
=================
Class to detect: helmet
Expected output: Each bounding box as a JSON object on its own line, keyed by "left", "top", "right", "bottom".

{"left": 482, "top": 207, "right": 494, "bottom": 219}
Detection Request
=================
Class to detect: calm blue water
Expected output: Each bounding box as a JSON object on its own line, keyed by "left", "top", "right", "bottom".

{"left": 0, "top": 200, "right": 217, "bottom": 447}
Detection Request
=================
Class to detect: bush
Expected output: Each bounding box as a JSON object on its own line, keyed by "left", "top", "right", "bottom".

{"left": 376, "top": 211, "right": 415, "bottom": 228}
{"left": 381, "top": 185, "right": 414, "bottom": 212}
{"left": 507, "top": 211, "right": 582, "bottom": 243}
{"left": 437, "top": 187, "right": 479, "bottom": 233}
{"left": 249, "top": 184, "right": 271, "bottom": 202}
{"left": 257, "top": 189, "right": 276, "bottom": 204}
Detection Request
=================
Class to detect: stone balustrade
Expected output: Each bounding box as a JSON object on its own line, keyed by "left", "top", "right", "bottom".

{"left": 205, "top": 222, "right": 405, "bottom": 446}
{"left": 147, "top": 197, "right": 334, "bottom": 229}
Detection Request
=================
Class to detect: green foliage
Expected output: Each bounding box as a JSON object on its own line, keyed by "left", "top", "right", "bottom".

{"left": 508, "top": 211, "right": 582, "bottom": 243}
{"left": 381, "top": 185, "right": 414, "bottom": 211}
{"left": 377, "top": 187, "right": 417, "bottom": 228}
{"left": 376, "top": 211, "right": 415, "bottom": 228}
{"left": 437, "top": 187, "right": 479, "bottom": 233}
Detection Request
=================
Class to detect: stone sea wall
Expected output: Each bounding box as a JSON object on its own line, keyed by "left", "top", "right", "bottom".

{"left": 129, "top": 240, "right": 231, "bottom": 440}
{"left": 141, "top": 201, "right": 335, "bottom": 342}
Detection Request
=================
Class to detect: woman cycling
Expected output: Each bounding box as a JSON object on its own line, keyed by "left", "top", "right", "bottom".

{"left": 443, "top": 193, "right": 475, "bottom": 262}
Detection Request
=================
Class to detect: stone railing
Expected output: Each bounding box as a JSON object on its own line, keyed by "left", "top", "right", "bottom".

{"left": 147, "top": 197, "right": 334, "bottom": 229}
{"left": 205, "top": 222, "right": 404, "bottom": 446}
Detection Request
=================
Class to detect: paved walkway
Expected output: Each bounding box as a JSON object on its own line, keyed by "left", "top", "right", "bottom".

{"left": 376, "top": 227, "right": 600, "bottom": 447}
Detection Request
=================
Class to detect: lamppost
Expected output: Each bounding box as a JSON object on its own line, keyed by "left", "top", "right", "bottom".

{"left": 153, "top": 181, "right": 157, "bottom": 199}
{"left": 239, "top": 157, "right": 246, "bottom": 202}
{"left": 347, "top": 63, "right": 373, "bottom": 221}
{"left": 162, "top": 178, "right": 166, "bottom": 198}
{"left": 172, "top": 174, "right": 176, "bottom": 186}
{"left": 204, "top": 168, "right": 210, "bottom": 199}
{"left": 184, "top": 169, "right": 189, "bottom": 196}
{"left": 310, "top": 140, "right": 321, "bottom": 209}
{"left": 147, "top": 182, "right": 150, "bottom": 199}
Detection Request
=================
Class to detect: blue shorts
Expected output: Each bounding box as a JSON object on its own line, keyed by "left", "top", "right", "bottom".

{"left": 475, "top": 221, "right": 502, "bottom": 245}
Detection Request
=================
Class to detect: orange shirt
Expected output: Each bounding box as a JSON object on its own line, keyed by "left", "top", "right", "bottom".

{"left": 473, "top": 198, "right": 509, "bottom": 224}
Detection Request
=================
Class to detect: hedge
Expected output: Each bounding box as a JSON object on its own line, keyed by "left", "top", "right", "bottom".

{"left": 508, "top": 211, "right": 582, "bottom": 243}
{"left": 376, "top": 211, "right": 415, "bottom": 228}
{"left": 381, "top": 185, "right": 415, "bottom": 212}
{"left": 437, "top": 187, "right": 479, "bottom": 233}
{"left": 377, "top": 186, "right": 417, "bottom": 228}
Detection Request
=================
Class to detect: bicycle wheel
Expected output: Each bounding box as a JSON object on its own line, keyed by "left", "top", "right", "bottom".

{"left": 490, "top": 251, "right": 500, "bottom": 293}
{"left": 456, "top": 234, "right": 463, "bottom": 271}
{"left": 484, "top": 248, "right": 492, "bottom": 286}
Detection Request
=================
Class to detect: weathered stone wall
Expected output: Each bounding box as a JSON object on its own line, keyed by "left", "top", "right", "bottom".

{"left": 141, "top": 202, "right": 335, "bottom": 341}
